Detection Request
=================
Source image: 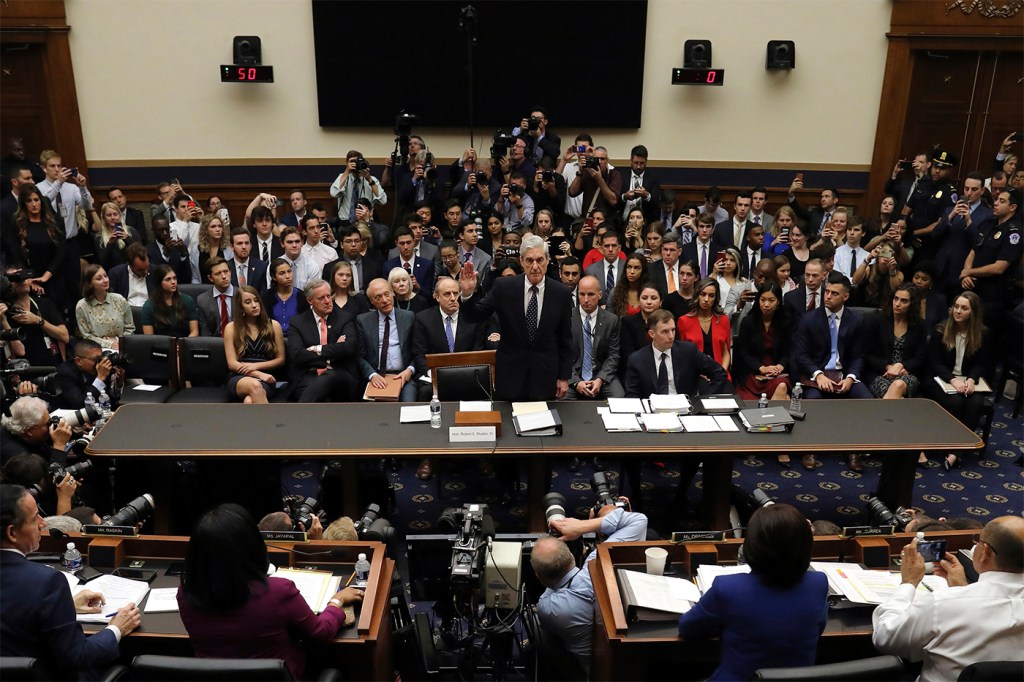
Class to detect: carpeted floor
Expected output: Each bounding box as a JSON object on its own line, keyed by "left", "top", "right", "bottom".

{"left": 282, "top": 394, "right": 1022, "bottom": 537}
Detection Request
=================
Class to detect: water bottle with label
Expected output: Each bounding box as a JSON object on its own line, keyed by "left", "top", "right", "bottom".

{"left": 354, "top": 553, "right": 370, "bottom": 584}
{"left": 789, "top": 382, "right": 803, "bottom": 412}
{"left": 97, "top": 390, "right": 112, "bottom": 418}
{"left": 62, "top": 542, "right": 82, "bottom": 571}
{"left": 430, "top": 395, "right": 442, "bottom": 429}
{"left": 84, "top": 392, "right": 96, "bottom": 412}
{"left": 758, "top": 393, "right": 768, "bottom": 409}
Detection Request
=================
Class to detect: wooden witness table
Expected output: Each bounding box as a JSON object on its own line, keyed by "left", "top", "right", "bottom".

{"left": 87, "top": 399, "right": 982, "bottom": 533}
{"left": 589, "top": 531, "right": 980, "bottom": 680}
{"left": 38, "top": 534, "right": 395, "bottom": 680}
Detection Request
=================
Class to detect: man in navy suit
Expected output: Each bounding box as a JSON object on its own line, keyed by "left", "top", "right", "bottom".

{"left": 108, "top": 243, "right": 155, "bottom": 306}
{"left": 357, "top": 279, "right": 417, "bottom": 402}
{"left": 788, "top": 177, "right": 840, "bottom": 237}
{"left": 783, "top": 259, "right": 826, "bottom": 325}
{"left": 713, "top": 192, "right": 755, "bottom": 250}
{"left": 625, "top": 309, "right": 728, "bottom": 398}
{"left": 0, "top": 484, "right": 141, "bottom": 677}
{"left": 584, "top": 231, "right": 625, "bottom": 305}
{"left": 226, "top": 227, "right": 267, "bottom": 293}
{"left": 792, "top": 271, "right": 872, "bottom": 470}
{"left": 682, "top": 212, "right": 722, "bottom": 281}
{"left": 285, "top": 280, "right": 360, "bottom": 402}
{"left": 932, "top": 172, "right": 991, "bottom": 297}
{"left": 382, "top": 226, "right": 435, "bottom": 295}
{"left": 147, "top": 217, "right": 192, "bottom": 286}
{"left": 460, "top": 235, "right": 573, "bottom": 401}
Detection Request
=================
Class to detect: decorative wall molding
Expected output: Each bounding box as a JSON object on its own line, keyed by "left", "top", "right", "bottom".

{"left": 945, "top": 0, "right": 1023, "bottom": 18}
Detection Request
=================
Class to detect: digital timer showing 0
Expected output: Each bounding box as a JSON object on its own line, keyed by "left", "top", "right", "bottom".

{"left": 671, "top": 67, "right": 725, "bottom": 86}
{"left": 220, "top": 65, "right": 274, "bottom": 83}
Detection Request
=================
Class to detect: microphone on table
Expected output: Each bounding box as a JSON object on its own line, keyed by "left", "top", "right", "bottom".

{"left": 473, "top": 368, "right": 494, "bottom": 403}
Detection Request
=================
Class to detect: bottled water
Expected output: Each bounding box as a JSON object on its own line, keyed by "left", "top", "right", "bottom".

{"left": 62, "top": 542, "right": 82, "bottom": 571}
{"left": 789, "top": 382, "right": 803, "bottom": 412}
{"left": 430, "top": 395, "right": 442, "bottom": 429}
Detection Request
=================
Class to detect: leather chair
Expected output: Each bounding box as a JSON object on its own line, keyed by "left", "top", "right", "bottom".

{"left": 130, "top": 305, "right": 145, "bottom": 334}
{"left": 753, "top": 654, "right": 905, "bottom": 681}
{"left": 0, "top": 657, "right": 45, "bottom": 682}
{"left": 131, "top": 655, "right": 340, "bottom": 682}
{"left": 167, "top": 336, "right": 230, "bottom": 403}
{"left": 957, "top": 660, "right": 1024, "bottom": 681}
{"left": 426, "top": 350, "right": 496, "bottom": 401}
{"left": 118, "top": 334, "right": 177, "bottom": 404}
{"left": 177, "top": 283, "right": 214, "bottom": 303}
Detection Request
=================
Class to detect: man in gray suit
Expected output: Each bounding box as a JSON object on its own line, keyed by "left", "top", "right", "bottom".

{"left": 567, "top": 275, "right": 624, "bottom": 399}
{"left": 196, "top": 257, "right": 234, "bottom": 337}
{"left": 356, "top": 278, "right": 417, "bottom": 402}
{"left": 584, "top": 231, "right": 625, "bottom": 305}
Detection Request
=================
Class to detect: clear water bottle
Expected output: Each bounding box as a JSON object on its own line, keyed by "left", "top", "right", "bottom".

{"left": 758, "top": 393, "right": 768, "bottom": 409}
{"left": 62, "top": 542, "right": 82, "bottom": 571}
{"left": 354, "top": 553, "right": 370, "bottom": 584}
{"left": 790, "top": 382, "right": 803, "bottom": 412}
{"left": 97, "top": 390, "right": 112, "bottom": 418}
{"left": 84, "top": 392, "right": 96, "bottom": 412}
{"left": 430, "top": 395, "right": 442, "bottom": 429}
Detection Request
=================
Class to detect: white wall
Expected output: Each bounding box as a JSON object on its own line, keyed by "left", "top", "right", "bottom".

{"left": 67, "top": 0, "right": 890, "bottom": 167}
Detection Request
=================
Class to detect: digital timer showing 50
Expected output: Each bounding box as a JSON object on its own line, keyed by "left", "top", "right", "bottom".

{"left": 220, "top": 65, "right": 274, "bottom": 83}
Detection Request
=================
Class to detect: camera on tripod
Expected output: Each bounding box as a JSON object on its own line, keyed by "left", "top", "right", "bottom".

{"left": 390, "top": 110, "right": 420, "bottom": 165}
{"left": 865, "top": 496, "right": 913, "bottom": 531}
{"left": 354, "top": 503, "right": 395, "bottom": 541}
{"left": 438, "top": 503, "right": 493, "bottom": 591}
{"left": 490, "top": 131, "right": 515, "bottom": 160}
{"left": 283, "top": 494, "right": 323, "bottom": 531}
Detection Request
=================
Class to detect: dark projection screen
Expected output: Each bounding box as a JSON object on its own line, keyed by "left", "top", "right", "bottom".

{"left": 311, "top": 0, "right": 648, "bottom": 130}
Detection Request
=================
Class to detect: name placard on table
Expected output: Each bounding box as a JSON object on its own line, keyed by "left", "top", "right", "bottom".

{"left": 449, "top": 426, "right": 497, "bottom": 442}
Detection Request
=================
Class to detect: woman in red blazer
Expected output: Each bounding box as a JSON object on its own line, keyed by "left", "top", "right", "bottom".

{"left": 677, "top": 277, "right": 732, "bottom": 380}
{"left": 177, "top": 504, "right": 363, "bottom": 679}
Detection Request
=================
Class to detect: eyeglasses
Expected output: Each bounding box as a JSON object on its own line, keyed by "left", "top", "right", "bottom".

{"left": 974, "top": 535, "right": 998, "bottom": 555}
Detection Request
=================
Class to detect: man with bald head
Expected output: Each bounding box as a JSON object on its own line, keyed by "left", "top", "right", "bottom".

{"left": 531, "top": 501, "right": 647, "bottom": 675}
{"left": 873, "top": 516, "right": 1024, "bottom": 681}
{"left": 567, "top": 275, "right": 623, "bottom": 399}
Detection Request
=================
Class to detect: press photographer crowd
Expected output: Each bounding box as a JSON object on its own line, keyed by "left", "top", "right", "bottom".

{"left": 0, "top": 116, "right": 1022, "bottom": 680}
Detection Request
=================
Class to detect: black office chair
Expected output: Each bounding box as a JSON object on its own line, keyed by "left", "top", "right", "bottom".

{"left": 752, "top": 654, "right": 905, "bottom": 681}
{"left": 958, "top": 660, "right": 1024, "bottom": 681}
{"left": 0, "top": 657, "right": 45, "bottom": 682}
{"left": 167, "top": 336, "right": 230, "bottom": 403}
{"left": 130, "top": 306, "right": 145, "bottom": 334}
{"left": 178, "top": 283, "right": 214, "bottom": 303}
{"left": 426, "top": 350, "right": 496, "bottom": 401}
{"left": 118, "top": 334, "right": 177, "bottom": 404}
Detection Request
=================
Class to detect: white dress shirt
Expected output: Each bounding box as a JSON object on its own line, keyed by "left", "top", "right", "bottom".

{"left": 127, "top": 269, "right": 149, "bottom": 307}
{"left": 302, "top": 242, "right": 339, "bottom": 270}
{"left": 523, "top": 277, "right": 546, "bottom": 322}
{"left": 872, "top": 571, "right": 1024, "bottom": 682}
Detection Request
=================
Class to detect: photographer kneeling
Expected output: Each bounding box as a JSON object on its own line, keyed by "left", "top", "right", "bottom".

{"left": 0, "top": 396, "right": 71, "bottom": 467}
{"left": 530, "top": 498, "right": 647, "bottom": 676}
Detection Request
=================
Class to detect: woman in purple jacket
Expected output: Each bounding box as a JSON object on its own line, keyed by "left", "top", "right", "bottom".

{"left": 177, "top": 504, "right": 363, "bottom": 679}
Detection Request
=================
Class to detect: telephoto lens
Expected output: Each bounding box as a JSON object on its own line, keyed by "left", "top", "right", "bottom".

{"left": 102, "top": 494, "right": 155, "bottom": 527}
{"left": 543, "top": 492, "right": 567, "bottom": 536}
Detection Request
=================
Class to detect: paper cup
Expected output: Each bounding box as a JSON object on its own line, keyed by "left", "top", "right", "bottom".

{"left": 645, "top": 547, "right": 668, "bottom": 575}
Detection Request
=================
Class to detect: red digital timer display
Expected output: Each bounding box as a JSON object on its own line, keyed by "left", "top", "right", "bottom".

{"left": 672, "top": 68, "right": 725, "bottom": 86}
{"left": 220, "top": 65, "right": 274, "bottom": 83}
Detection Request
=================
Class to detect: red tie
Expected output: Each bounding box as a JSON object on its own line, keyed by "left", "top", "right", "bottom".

{"left": 219, "top": 295, "right": 229, "bottom": 334}
{"left": 807, "top": 291, "right": 817, "bottom": 311}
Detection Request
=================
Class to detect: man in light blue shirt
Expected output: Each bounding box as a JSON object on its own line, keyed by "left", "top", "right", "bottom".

{"left": 531, "top": 504, "right": 647, "bottom": 674}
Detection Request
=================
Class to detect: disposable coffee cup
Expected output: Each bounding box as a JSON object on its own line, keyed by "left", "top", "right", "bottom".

{"left": 645, "top": 547, "right": 668, "bottom": 575}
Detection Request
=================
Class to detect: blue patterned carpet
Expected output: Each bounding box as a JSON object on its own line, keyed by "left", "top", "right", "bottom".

{"left": 282, "top": 395, "right": 1022, "bottom": 537}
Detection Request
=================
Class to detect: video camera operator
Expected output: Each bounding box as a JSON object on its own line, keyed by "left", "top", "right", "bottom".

{"left": 55, "top": 338, "right": 123, "bottom": 411}
{"left": 530, "top": 496, "right": 646, "bottom": 675}
{"left": 1, "top": 396, "right": 70, "bottom": 467}
{"left": 2, "top": 268, "right": 69, "bottom": 367}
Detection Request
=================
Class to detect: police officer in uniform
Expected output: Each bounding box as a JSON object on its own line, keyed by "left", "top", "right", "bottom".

{"left": 901, "top": 147, "right": 957, "bottom": 263}
{"left": 960, "top": 188, "right": 1023, "bottom": 337}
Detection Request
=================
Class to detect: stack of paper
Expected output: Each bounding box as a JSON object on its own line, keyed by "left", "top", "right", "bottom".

{"left": 273, "top": 567, "right": 343, "bottom": 614}
{"left": 680, "top": 415, "right": 721, "bottom": 432}
{"left": 639, "top": 413, "right": 683, "bottom": 432}
{"left": 617, "top": 569, "right": 702, "bottom": 621}
{"left": 512, "top": 401, "right": 549, "bottom": 416}
{"left": 73, "top": 574, "right": 151, "bottom": 623}
{"left": 648, "top": 394, "right": 692, "bottom": 414}
{"left": 602, "top": 412, "right": 642, "bottom": 432}
{"left": 695, "top": 564, "right": 751, "bottom": 594}
{"left": 399, "top": 405, "right": 431, "bottom": 423}
{"left": 810, "top": 562, "right": 948, "bottom": 604}
{"left": 607, "top": 398, "right": 649, "bottom": 414}
{"left": 696, "top": 396, "right": 740, "bottom": 414}
{"left": 143, "top": 588, "right": 180, "bottom": 613}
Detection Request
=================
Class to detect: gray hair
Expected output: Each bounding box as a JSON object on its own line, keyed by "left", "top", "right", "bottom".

{"left": 520, "top": 234, "right": 549, "bottom": 258}
{"left": 1, "top": 397, "right": 48, "bottom": 435}
{"left": 530, "top": 536, "right": 575, "bottom": 587}
{"left": 44, "top": 515, "right": 83, "bottom": 534}
{"left": 303, "top": 279, "right": 329, "bottom": 299}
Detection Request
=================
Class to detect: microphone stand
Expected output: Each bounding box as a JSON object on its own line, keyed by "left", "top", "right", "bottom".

{"left": 459, "top": 5, "right": 478, "bottom": 149}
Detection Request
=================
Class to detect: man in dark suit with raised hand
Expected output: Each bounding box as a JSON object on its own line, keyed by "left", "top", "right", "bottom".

{"left": 792, "top": 271, "right": 872, "bottom": 471}
{"left": 459, "top": 234, "right": 573, "bottom": 401}
{"left": 568, "top": 275, "right": 624, "bottom": 399}
{"left": 0, "top": 484, "right": 141, "bottom": 678}
{"left": 285, "top": 279, "right": 359, "bottom": 403}
{"left": 357, "top": 278, "right": 417, "bottom": 402}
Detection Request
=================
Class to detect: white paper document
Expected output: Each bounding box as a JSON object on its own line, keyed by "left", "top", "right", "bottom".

{"left": 601, "top": 413, "right": 642, "bottom": 432}
{"left": 695, "top": 564, "right": 751, "bottom": 594}
{"left": 648, "top": 393, "right": 691, "bottom": 414}
{"left": 680, "top": 415, "right": 721, "bottom": 432}
{"left": 700, "top": 397, "right": 740, "bottom": 411}
{"left": 515, "top": 409, "right": 556, "bottom": 432}
{"left": 459, "top": 401, "right": 493, "bottom": 412}
{"left": 131, "top": 384, "right": 162, "bottom": 392}
{"left": 511, "top": 401, "right": 548, "bottom": 416}
{"left": 400, "top": 405, "right": 431, "bottom": 423}
{"left": 143, "top": 588, "right": 180, "bottom": 613}
{"left": 73, "top": 574, "right": 150, "bottom": 623}
{"left": 713, "top": 415, "right": 739, "bottom": 431}
{"left": 640, "top": 413, "right": 683, "bottom": 432}
{"left": 607, "top": 398, "right": 648, "bottom": 414}
{"left": 621, "top": 570, "right": 702, "bottom": 611}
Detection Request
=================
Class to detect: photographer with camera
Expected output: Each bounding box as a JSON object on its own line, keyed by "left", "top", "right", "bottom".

{"left": 496, "top": 172, "right": 534, "bottom": 234}
{"left": 530, "top": 159, "right": 567, "bottom": 227}
{"left": 495, "top": 137, "right": 535, "bottom": 188}
{"left": 55, "top": 339, "right": 122, "bottom": 411}
{"left": 2, "top": 268, "right": 68, "bottom": 367}
{"left": 2, "top": 453, "right": 83, "bottom": 517}
{"left": 568, "top": 146, "right": 621, "bottom": 218}
{"left": 511, "top": 108, "right": 562, "bottom": 164}
{"left": 452, "top": 154, "right": 501, "bottom": 217}
{"left": 330, "top": 150, "right": 387, "bottom": 226}
{"left": 258, "top": 509, "right": 324, "bottom": 540}
{"left": 1, "top": 396, "right": 71, "bottom": 467}
{"left": 530, "top": 496, "right": 646, "bottom": 675}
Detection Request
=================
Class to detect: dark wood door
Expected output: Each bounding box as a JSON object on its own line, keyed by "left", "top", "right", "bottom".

{"left": 0, "top": 41, "right": 56, "bottom": 159}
